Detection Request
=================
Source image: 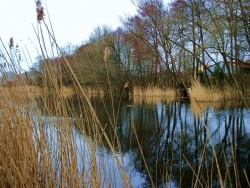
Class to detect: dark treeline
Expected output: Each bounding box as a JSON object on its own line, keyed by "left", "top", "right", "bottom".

{"left": 32, "top": 0, "right": 250, "bottom": 94}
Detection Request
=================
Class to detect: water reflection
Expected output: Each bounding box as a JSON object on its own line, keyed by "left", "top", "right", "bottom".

{"left": 37, "top": 95, "right": 250, "bottom": 187}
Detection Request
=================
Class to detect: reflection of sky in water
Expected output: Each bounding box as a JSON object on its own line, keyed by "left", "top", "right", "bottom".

{"left": 155, "top": 102, "right": 250, "bottom": 142}
{"left": 33, "top": 99, "right": 250, "bottom": 187}
{"left": 33, "top": 115, "right": 145, "bottom": 187}
{"left": 209, "top": 108, "right": 250, "bottom": 134}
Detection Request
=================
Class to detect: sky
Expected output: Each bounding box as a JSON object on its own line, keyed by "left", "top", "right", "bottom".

{"left": 0, "top": 0, "right": 138, "bottom": 70}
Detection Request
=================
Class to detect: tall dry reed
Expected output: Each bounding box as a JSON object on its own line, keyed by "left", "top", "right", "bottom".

{"left": 133, "top": 85, "right": 176, "bottom": 97}
{"left": 188, "top": 79, "right": 241, "bottom": 102}
{"left": 0, "top": 1, "right": 249, "bottom": 187}
{"left": 0, "top": 2, "right": 131, "bottom": 187}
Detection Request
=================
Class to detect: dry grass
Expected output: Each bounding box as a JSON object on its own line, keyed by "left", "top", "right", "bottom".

{"left": 0, "top": 85, "right": 41, "bottom": 108}
{"left": 190, "top": 99, "right": 250, "bottom": 116}
{"left": 0, "top": 10, "right": 133, "bottom": 185}
{"left": 0, "top": 77, "right": 248, "bottom": 187}
{"left": 133, "top": 85, "right": 176, "bottom": 97}
{"left": 0, "top": 85, "right": 42, "bottom": 94}
{"left": 60, "top": 85, "right": 75, "bottom": 93}
{"left": 0, "top": 3, "right": 248, "bottom": 186}
{"left": 0, "top": 81, "right": 131, "bottom": 187}
{"left": 0, "top": 92, "right": 40, "bottom": 187}
{"left": 188, "top": 79, "right": 241, "bottom": 102}
{"left": 132, "top": 95, "right": 175, "bottom": 106}
{"left": 0, "top": 33, "right": 128, "bottom": 188}
{"left": 84, "top": 87, "right": 104, "bottom": 96}
{"left": 0, "top": 85, "right": 104, "bottom": 98}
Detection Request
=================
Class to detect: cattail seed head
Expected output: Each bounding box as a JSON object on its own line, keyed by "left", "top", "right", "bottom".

{"left": 124, "top": 82, "right": 130, "bottom": 89}
{"left": 36, "top": 0, "right": 44, "bottom": 21}
{"left": 37, "top": 7, "right": 44, "bottom": 21}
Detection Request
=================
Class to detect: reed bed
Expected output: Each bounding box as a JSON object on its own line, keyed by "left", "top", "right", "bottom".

{"left": 132, "top": 95, "right": 175, "bottom": 106}
{"left": 0, "top": 63, "right": 249, "bottom": 187}
{"left": 133, "top": 85, "right": 176, "bottom": 97}
{"left": 0, "top": 79, "right": 133, "bottom": 187}
{"left": 0, "top": 32, "right": 248, "bottom": 188}
{"left": 188, "top": 79, "right": 241, "bottom": 102}
{"left": 0, "top": 4, "right": 130, "bottom": 186}
{"left": 84, "top": 87, "right": 104, "bottom": 96}
{"left": 0, "top": 85, "right": 41, "bottom": 93}
{"left": 0, "top": 2, "right": 248, "bottom": 187}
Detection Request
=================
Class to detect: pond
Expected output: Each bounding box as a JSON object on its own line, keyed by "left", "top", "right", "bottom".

{"left": 36, "top": 95, "right": 250, "bottom": 187}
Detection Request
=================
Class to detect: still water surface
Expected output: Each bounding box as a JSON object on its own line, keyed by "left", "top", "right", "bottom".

{"left": 38, "top": 96, "right": 250, "bottom": 187}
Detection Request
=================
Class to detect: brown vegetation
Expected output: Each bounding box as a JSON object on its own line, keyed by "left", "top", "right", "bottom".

{"left": 133, "top": 85, "right": 176, "bottom": 97}
{"left": 188, "top": 79, "right": 242, "bottom": 102}
{"left": 0, "top": 0, "right": 249, "bottom": 186}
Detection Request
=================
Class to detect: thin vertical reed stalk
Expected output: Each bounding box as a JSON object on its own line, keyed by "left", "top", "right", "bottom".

{"left": 203, "top": 125, "right": 224, "bottom": 187}
{"left": 231, "top": 146, "right": 241, "bottom": 187}
{"left": 243, "top": 169, "right": 250, "bottom": 187}
{"left": 190, "top": 99, "right": 224, "bottom": 187}
{"left": 129, "top": 115, "right": 155, "bottom": 187}
{"left": 38, "top": 19, "right": 133, "bottom": 187}
{"left": 193, "top": 138, "right": 209, "bottom": 188}
{"left": 221, "top": 145, "right": 233, "bottom": 187}
{"left": 182, "top": 155, "right": 204, "bottom": 187}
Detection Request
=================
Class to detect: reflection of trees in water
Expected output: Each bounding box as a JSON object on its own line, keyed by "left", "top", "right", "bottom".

{"left": 211, "top": 109, "right": 250, "bottom": 187}
{"left": 125, "top": 101, "right": 250, "bottom": 187}
{"left": 37, "top": 96, "right": 250, "bottom": 187}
